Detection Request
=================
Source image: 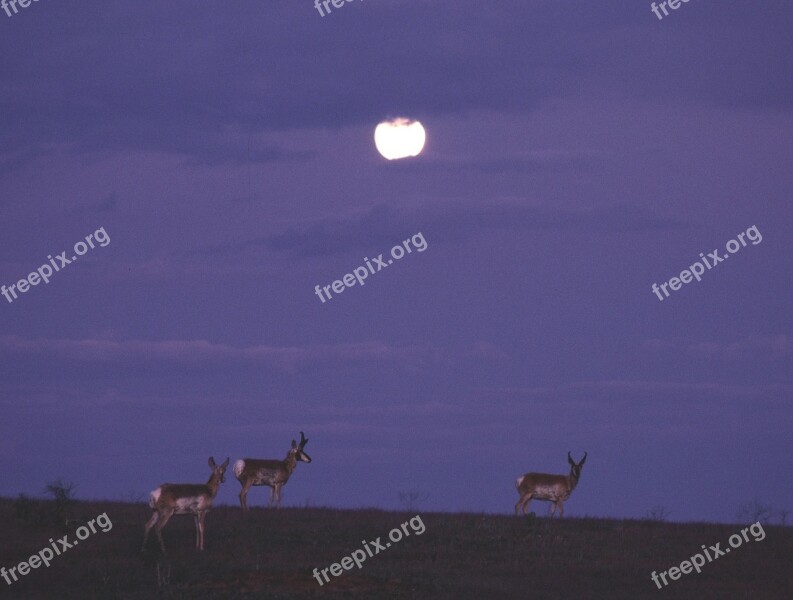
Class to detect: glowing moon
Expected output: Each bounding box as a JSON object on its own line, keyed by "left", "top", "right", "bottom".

{"left": 374, "top": 118, "right": 426, "bottom": 160}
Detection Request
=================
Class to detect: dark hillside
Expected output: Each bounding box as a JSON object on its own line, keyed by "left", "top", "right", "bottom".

{"left": 1, "top": 499, "right": 791, "bottom": 599}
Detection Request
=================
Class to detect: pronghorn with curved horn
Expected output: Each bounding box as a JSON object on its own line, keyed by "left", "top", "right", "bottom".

{"left": 515, "top": 452, "right": 587, "bottom": 517}
{"left": 234, "top": 431, "right": 312, "bottom": 512}
{"left": 143, "top": 456, "right": 229, "bottom": 552}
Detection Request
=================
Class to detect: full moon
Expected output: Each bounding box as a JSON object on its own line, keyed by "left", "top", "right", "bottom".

{"left": 374, "top": 118, "right": 426, "bottom": 160}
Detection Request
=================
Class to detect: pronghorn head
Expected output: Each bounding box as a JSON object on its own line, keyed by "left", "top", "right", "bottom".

{"left": 208, "top": 456, "right": 230, "bottom": 483}
{"left": 567, "top": 451, "right": 587, "bottom": 480}
{"left": 291, "top": 431, "right": 312, "bottom": 463}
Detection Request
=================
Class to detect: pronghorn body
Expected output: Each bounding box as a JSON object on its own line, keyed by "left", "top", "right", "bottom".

{"left": 515, "top": 452, "right": 587, "bottom": 517}
{"left": 235, "top": 431, "right": 312, "bottom": 512}
{"left": 143, "top": 457, "right": 229, "bottom": 552}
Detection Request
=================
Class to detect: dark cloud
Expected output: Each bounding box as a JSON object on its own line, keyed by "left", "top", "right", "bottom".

{"left": 1, "top": 1, "right": 791, "bottom": 166}
{"left": 197, "top": 200, "right": 685, "bottom": 258}
{"left": 59, "top": 194, "right": 119, "bottom": 219}
{"left": 0, "top": 334, "right": 507, "bottom": 377}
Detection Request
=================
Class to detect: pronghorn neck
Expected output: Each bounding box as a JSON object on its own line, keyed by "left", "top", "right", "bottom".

{"left": 205, "top": 471, "right": 223, "bottom": 497}
{"left": 567, "top": 467, "right": 581, "bottom": 491}
{"left": 282, "top": 450, "right": 298, "bottom": 474}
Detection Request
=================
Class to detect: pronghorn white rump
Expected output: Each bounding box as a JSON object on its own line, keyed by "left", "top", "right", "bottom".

{"left": 515, "top": 452, "right": 587, "bottom": 517}
{"left": 235, "top": 431, "right": 312, "bottom": 511}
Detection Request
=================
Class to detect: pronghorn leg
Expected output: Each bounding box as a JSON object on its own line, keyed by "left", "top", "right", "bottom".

{"left": 268, "top": 486, "right": 275, "bottom": 508}
{"left": 154, "top": 509, "right": 175, "bottom": 553}
{"left": 558, "top": 502, "right": 564, "bottom": 518}
{"left": 274, "top": 484, "right": 282, "bottom": 509}
{"left": 239, "top": 479, "right": 253, "bottom": 513}
{"left": 197, "top": 512, "right": 206, "bottom": 550}
{"left": 194, "top": 515, "right": 200, "bottom": 549}
{"left": 516, "top": 494, "right": 532, "bottom": 515}
{"left": 143, "top": 511, "right": 159, "bottom": 551}
{"left": 515, "top": 497, "right": 522, "bottom": 515}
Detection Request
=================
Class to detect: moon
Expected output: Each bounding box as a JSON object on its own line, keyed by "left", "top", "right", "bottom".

{"left": 374, "top": 118, "right": 426, "bottom": 160}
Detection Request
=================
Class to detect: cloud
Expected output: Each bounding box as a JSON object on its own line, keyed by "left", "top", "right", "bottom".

{"left": 0, "top": 335, "right": 507, "bottom": 375}
{"left": 1, "top": 1, "right": 790, "bottom": 167}
{"left": 376, "top": 150, "right": 606, "bottom": 175}
{"left": 199, "top": 200, "right": 683, "bottom": 258}
{"left": 486, "top": 379, "right": 786, "bottom": 402}
{"left": 686, "top": 334, "right": 793, "bottom": 361}
{"left": 643, "top": 335, "right": 793, "bottom": 362}
{"left": 59, "top": 194, "right": 119, "bottom": 219}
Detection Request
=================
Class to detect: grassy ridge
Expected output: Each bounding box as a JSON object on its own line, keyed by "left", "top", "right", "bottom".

{"left": 1, "top": 498, "right": 791, "bottom": 599}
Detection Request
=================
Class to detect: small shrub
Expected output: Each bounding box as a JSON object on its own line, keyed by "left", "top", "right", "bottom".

{"left": 43, "top": 478, "right": 77, "bottom": 527}
{"left": 737, "top": 499, "right": 790, "bottom": 526}
{"left": 644, "top": 506, "right": 672, "bottom": 522}
{"left": 397, "top": 490, "right": 429, "bottom": 511}
{"left": 737, "top": 499, "right": 774, "bottom": 525}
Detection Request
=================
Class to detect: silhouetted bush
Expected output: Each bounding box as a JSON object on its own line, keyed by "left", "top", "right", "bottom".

{"left": 43, "top": 478, "right": 77, "bottom": 527}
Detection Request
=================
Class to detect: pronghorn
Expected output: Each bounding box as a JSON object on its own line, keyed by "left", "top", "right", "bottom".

{"left": 143, "top": 457, "right": 229, "bottom": 552}
{"left": 234, "top": 431, "right": 312, "bottom": 512}
{"left": 515, "top": 452, "right": 587, "bottom": 517}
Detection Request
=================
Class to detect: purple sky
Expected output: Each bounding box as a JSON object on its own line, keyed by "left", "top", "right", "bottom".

{"left": 1, "top": 0, "right": 791, "bottom": 522}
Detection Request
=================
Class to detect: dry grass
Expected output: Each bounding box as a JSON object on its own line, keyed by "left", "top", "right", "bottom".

{"left": 1, "top": 498, "right": 791, "bottom": 599}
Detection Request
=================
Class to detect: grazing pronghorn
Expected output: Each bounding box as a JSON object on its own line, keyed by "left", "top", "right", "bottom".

{"left": 234, "top": 431, "right": 312, "bottom": 512}
{"left": 143, "top": 457, "right": 229, "bottom": 552}
{"left": 515, "top": 452, "right": 587, "bottom": 517}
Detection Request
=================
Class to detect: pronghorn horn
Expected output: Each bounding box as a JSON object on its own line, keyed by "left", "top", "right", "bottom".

{"left": 580, "top": 452, "right": 587, "bottom": 465}
{"left": 567, "top": 451, "right": 574, "bottom": 465}
{"left": 300, "top": 431, "right": 308, "bottom": 447}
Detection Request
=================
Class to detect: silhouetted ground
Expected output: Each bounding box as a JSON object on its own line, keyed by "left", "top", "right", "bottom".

{"left": 1, "top": 498, "right": 791, "bottom": 599}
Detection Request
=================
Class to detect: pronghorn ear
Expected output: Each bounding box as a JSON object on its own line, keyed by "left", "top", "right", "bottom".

{"left": 568, "top": 451, "right": 574, "bottom": 466}
{"left": 222, "top": 457, "right": 230, "bottom": 467}
{"left": 292, "top": 439, "right": 297, "bottom": 448}
{"left": 208, "top": 457, "right": 217, "bottom": 468}
{"left": 580, "top": 452, "right": 587, "bottom": 466}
